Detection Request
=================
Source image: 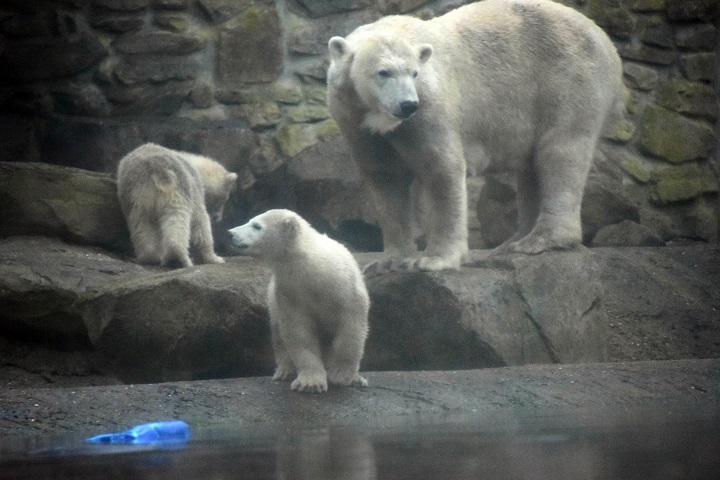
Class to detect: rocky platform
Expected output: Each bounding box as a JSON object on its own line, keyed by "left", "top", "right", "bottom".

{"left": 1, "top": 360, "right": 718, "bottom": 480}
{"left": 1, "top": 359, "right": 718, "bottom": 438}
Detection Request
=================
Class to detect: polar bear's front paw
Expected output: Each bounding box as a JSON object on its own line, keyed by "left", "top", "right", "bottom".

{"left": 492, "top": 231, "right": 579, "bottom": 256}
{"left": 327, "top": 366, "right": 367, "bottom": 387}
{"left": 291, "top": 371, "right": 328, "bottom": 393}
{"left": 272, "top": 364, "right": 296, "bottom": 382}
{"left": 363, "top": 255, "right": 460, "bottom": 278}
{"left": 349, "top": 374, "right": 368, "bottom": 387}
{"left": 200, "top": 253, "right": 225, "bottom": 264}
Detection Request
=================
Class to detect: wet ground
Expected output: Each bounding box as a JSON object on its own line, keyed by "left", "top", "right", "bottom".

{"left": 1, "top": 359, "right": 719, "bottom": 479}
{"left": 3, "top": 405, "right": 719, "bottom": 480}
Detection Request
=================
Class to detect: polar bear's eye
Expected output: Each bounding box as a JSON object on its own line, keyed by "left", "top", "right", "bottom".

{"left": 412, "top": 70, "right": 419, "bottom": 78}
{"left": 378, "top": 69, "right": 391, "bottom": 78}
{"left": 252, "top": 223, "right": 262, "bottom": 231}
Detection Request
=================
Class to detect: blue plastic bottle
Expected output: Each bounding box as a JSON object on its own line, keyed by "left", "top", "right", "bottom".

{"left": 85, "top": 420, "right": 191, "bottom": 445}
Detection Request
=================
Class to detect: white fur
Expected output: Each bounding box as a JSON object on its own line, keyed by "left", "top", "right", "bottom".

{"left": 116, "top": 143, "right": 237, "bottom": 268}
{"left": 327, "top": 0, "right": 625, "bottom": 277}
{"left": 228, "top": 209, "right": 370, "bottom": 393}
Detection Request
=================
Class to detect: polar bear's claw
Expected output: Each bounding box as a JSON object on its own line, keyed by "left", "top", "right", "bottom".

{"left": 363, "top": 255, "right": 460, "bottom": 278}
{"left": 272, "top": 365, "right": 296, "bottom": 382}
{"left": 291, "top": 372, "right": 328, "bottom": 393}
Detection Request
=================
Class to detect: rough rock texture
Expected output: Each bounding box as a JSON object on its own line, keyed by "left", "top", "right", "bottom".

{"left": 1, "top": 359, "right": 718, "bottom": 437}
{"left": 3, "top": 234, "right": 720, "bottom": 387}
{"left": 362, "top": 250, "right": 606, "bottom": 370}
{"left": 591, "top": 220, "right": 665, "bottom": 247}
{"left": 0, "top": 0, "right": 717, "bottom": 249}
{"left": 0, "top": 236, "right": 607, "bottom": 383}
{"left": 76, "top": 258, "right": 272, "bottom": 383}
{"left": 0, "top": 162, "right": 131, "bottom": 253}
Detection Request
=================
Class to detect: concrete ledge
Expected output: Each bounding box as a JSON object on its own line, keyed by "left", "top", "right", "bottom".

{"left": 2, "top": 359, "right": 718, "bottom": 438}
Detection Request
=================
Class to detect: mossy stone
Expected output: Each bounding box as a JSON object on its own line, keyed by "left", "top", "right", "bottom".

{"left": 649, "top": 163, "right": 719, "bottom": 204}
{"left": 656, "top": 78, "right": 718, "bottom": 120}
{"left": 287, "top": 104, "right": 330, "bottom": 123}
{"left": 605, "top": 119, "right": 636, "bottom": 142}
{"left": 638, "top": 106, "right": 716, "bottom": 163}
{"left": 627, "top": 0, "right": 665, "bottom": 12}
{"left": 233, "top": 102, "right": 281, "bottom": 129}
{"left": 275, "top": 122, "right": 316, "bottom": 157}
{"left": 273, "top": 83, "right": 303, "bottom": 105}
{"left": 303, "top": 85, "right": 327, "bottom": 105}
{"left": 620, "top": 155, "right": 651, "bottom": 183}
{"left": 316, "top": 119, "right": 340, "bottom": 141}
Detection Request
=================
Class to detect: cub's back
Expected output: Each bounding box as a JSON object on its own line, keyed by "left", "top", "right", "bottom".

{"left": 117, "top": 143, "right": 202, "bottom": 209}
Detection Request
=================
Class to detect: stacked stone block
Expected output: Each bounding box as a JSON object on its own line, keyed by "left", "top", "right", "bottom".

{"left": 0, "top": 0, "right": 718, "bottom": 248}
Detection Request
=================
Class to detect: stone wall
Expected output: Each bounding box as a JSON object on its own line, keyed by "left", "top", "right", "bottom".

{"left": 0, "top": 0, "right": 718, "bottom": 250}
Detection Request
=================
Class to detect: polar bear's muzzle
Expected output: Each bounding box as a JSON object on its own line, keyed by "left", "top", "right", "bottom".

{"left": 395, "top": 100, "right": 418, "bottom": 119}
{"left": 227, "top": 229, "right": 249, "bottom": 251}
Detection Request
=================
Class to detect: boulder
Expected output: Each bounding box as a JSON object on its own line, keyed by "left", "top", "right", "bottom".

{"left": 638, "top": 106, "right": 716, "bottom": 163}
{"left": 0, "top": 234, "right": 609, "bottom": 383}
{"left": 216, "top": 3, "right": 283, "bottom": 86}
{"left": 361, "top": 248, "right": 607, "bottom": 370}
{"left": 591, "top": 220, "right": 665, "bottom": 247}
{"left": 0, "top": 236, "right": 148, "bottom": 347}
{"left": 75, "top": 258, "right": 273, "bottom": 383}
{"left": 0, "top": 162, "right": 131, "bottom": 253}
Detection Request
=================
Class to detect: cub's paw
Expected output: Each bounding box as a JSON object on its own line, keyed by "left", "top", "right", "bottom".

{"left": 272, "top": 364, "right": 296, "bottom": 382}
{"left": 201, "top": 253, "right": 226, "bottom": 264}
{"left": 291, "top": 371, "right": 328, "bottom": 394}
{"left": 327, "top": 365, "right": 367, "bottom": 387}
{"left": 349, "top": 374, "right": 368, "bottom": 387}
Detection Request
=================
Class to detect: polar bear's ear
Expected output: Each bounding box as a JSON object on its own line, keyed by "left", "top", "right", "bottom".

{"left": 281, "top": 216, "right": 299, "bottom": 239}
{"left": 418, "top": 44, "right": 433, "bottom": 64}
{"left": 225, "top": 172, "right": 238, "bottom": 192}
{"left": 328, "top": 36, "right": 350, "bottom": 61}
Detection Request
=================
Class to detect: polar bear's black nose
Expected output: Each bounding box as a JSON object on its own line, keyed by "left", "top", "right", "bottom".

{"left": 399, "top": 101, "right": 418, "bottom": 118}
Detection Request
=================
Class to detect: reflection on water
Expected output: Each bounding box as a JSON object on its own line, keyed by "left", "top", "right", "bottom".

{"left": 1, "top": 405, "right": 718, "bottom": 479}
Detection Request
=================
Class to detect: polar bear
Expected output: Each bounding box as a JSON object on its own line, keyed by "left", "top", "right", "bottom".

{"left": 327, "top": 0, "right": 625, "bottom": 276}
{"left": 117, "top": 143, "right": 237, "bottom": 268}
{"left": 228, "top": 209, "right": 370, "bottom": 393}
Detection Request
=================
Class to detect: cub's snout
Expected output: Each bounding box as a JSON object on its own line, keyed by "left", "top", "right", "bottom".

{"left": 227, "top": 229, "right": 249, "bottom": 250}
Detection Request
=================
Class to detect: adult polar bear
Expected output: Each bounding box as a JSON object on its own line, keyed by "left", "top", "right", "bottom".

{"left": 327, "top": 0, "right": 624, "bottom": 275}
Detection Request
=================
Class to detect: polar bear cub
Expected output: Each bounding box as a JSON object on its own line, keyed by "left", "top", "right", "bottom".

{"left": 228, "top": 209, "right": 369, "bottom": 393}
{"left": 117, "top": 143, "right": 237, "bottom": 268}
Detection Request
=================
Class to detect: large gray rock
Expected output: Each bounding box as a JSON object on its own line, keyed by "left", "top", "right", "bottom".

{"left": 362, "top": 248, "right": 607, "bottom": 369}
{"left": 0, "top": 33, "right": 108, "bottom": 81}
{"left": 0, "top": 162, "right": 131, "bottom": 253}
{"left": 216, "top": 1, "right": 283, "bottom": 86}
{"left": 76, "top": 258, "right": 273, "bottom": 383}
{"left": 0, "top": 234, "right": 609, "bottom": 383}
{"left": 0, "top": 236, "right": 148, "bottom": 347}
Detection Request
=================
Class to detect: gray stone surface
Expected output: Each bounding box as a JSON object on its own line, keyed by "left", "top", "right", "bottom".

{"left": 113, "top": 31, "right": 205, "bottom": 55}
{"left": 0, "top": 162, "right": 130, "bottom": 253}
{"left": 0, "top": 0, "right": 717, "bottom": 247}
{"left": 582, "top": 154, "right": 641, "bottom": 242}
{"left": 656, "top": 78, "right": 719, "bottom": 121}
{"left": 3, "top": 232, "right": 720, "bottom": 387}
{"left": 216, "top": 2, "right": 283, "bottom": 86}
{"left": 591, "top": 220, "right": 665, "bottom": 247}
{"left": 0, "top": 233, "right": 608, "bottom": 383}
{"left": 0, "top": 33, "right": 108, "bottom": 81}
{"left": 0, "top": 237, "right": 146, "bottom": 347}
{"left": 0, "top": 359, "right": 718, "bottom": 437}
{"left": 638, "top": 106, "right": 716, "bottom": 163}
{"left": 76, "top": 258, "right": 272, "bottom": 383}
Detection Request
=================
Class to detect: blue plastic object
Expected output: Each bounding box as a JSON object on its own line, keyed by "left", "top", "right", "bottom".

{"left": 85, "top": 420, "right": 191, "bottom": 445}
